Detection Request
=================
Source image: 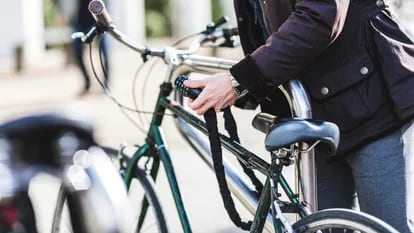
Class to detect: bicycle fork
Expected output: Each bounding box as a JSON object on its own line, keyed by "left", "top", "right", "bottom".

{"left": 124, "top": 82, "right": 194, "bottom": 233}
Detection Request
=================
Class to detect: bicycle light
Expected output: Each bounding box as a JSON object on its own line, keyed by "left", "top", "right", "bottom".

{"left": 88, "top": 0, "right": 112, "bottom": 29}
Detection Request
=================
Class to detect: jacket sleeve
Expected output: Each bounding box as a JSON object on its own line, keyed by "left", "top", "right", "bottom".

{"left": 230, "top": 0, "right": 350, "bottom": 102}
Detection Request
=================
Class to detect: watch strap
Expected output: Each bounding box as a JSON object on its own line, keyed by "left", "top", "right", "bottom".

{"left": 228, "top": 72, "right": 249, "bottom": 97}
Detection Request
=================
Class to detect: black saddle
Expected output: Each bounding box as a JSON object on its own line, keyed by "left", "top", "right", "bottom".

{"left": 0, "top": 113, "right": 96, "bottom": 167}
{"left": 252, "top": 113, "right": 339, "bottom": 155}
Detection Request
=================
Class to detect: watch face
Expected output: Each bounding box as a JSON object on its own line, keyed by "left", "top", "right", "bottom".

{"left": 233, "top": 85, "right": 248, "bottom": 96}
{"left": 228, "top": 73, "right": 248, "bottom": 96}
{"left": 239, "top": 88, "right": 249, "bottom": 97}
{"left": 230, "top": 79, "right": 239, "bottom": 87}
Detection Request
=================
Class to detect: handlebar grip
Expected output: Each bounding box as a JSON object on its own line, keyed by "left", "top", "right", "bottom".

{"left": 214, "top": 16, "right": 229, "bottom": 28}
{"left": 205, "top": 16, "right": 229, "bottom": 34}
{"left": 88, "top": 0, "right": 112, "bottom": 29}
{"left": 174, "top": 75, "right": 202, "bottom": 99}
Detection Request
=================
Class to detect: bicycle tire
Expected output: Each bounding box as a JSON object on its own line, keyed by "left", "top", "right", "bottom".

{"left": 103, "top": 146, "right": 168, "bottom": 233}
{"left": 129, "top": 167, "right": 168, "bottom": 233}
{"left": 292, "top": 208, "right": 398, "bottom": 233}
{"left": 51, "top": 184, "right": 66, "bottom": 233}
{"left": 51, "top": 147, "right": 168, "bottom": 233}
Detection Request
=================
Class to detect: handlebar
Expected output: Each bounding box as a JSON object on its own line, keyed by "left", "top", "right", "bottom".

{"left": 89, "top": 0, "right": 112, "bottom": 29}
{"left": 79, "top": 0, "right": 239, "bottom": 62}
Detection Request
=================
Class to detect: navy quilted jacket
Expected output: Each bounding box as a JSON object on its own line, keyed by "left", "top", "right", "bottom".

{"left": 230, "top": 0, "right": 414, "bottom": 155}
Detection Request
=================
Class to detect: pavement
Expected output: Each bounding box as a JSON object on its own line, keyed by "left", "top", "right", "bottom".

{"left": 0, "top": 41, "right": 273, "bottom": 233}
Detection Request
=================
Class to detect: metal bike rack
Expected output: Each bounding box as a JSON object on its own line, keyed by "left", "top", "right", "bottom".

{"left": 280, "top": 80, "right": 316, "bottom": 212}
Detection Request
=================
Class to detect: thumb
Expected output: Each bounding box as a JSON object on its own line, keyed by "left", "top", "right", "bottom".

{"left": 184, "top": 79, "right": 206, "bottom": 88}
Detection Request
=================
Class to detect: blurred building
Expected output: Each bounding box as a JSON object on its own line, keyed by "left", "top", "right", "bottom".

{"left": 0, "top": 0, "right": 44, "bottom": 72}
{"left": 0, "top": 0, "right": 146, "bottom": 73}
{"left": 1, "top": 0, "right": 410, "bottom": 74}
{"left": 391, "top": 0, "right": 414, "bottom": 37}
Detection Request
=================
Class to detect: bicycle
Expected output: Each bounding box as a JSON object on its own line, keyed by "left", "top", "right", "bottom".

{"left": 0, "top": 111, "right": 134, "bottom": 233}
{"left": 65, "top": 0, "right": 399, "bottom": 232}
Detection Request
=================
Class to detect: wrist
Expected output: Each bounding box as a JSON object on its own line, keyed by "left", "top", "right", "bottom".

{"left": 227, "top": 71, "right": 248, "bottom": 97}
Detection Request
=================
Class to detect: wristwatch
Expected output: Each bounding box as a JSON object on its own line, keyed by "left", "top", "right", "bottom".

{"left": 228, "top": 72, "right": 249, "bottom": 97}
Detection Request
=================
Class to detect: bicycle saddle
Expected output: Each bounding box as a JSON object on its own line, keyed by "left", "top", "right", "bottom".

{"left": 252, "top": 113, "right": 340, "bottom": 156}
{"left": 0, "top": 113, "right": 96, "bottom": 167}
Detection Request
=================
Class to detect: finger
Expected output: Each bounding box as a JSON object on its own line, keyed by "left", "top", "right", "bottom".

{"left": 216, "top": 94, "right": 236, "bottom": 112}
{"left": 184, "top": 79, "right": 206, "bottom": 88}
{"left": 188, "top": 97, "right": 204, "bottom": 110}
{"left": 197, "top": 101, "right": 215, "bottom": 115}
{"left": 215, "top": 98, "right": 227, "bottom": 112}
{"left": 188, "top": 92, "right": 206, "bottom": 110}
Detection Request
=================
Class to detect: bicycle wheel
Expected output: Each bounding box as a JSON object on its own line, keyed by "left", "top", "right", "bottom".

{"left": 51, "top": 184, "right": 67, "bottom": 233}
{"left": 51, "top": 147, "right": 168, "bottom": 233}
{"left": 292, "top": 208, "right": 398, "bottom": 233}
{"left": 128, "top": 167, "right": 168, "bottom": 233}
{"left": 102, "top": 146, "right": 168, "bottom": 233}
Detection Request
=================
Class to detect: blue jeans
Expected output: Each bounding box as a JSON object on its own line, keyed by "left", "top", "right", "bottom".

{"left": 316, "top": 120, "right": 414, "bottom": 233}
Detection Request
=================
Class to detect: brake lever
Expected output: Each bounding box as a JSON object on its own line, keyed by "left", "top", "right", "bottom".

{"left": 71, "top": 25, "right": 99, "bottom": 44}
{"left": 203, "top": 16, "right": 229, "bottom": 34}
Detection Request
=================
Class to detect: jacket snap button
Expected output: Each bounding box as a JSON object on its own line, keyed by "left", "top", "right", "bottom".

{"left": 360, "top": 66, "right": 369, "bottom": 75}
{"left": 321, "top": 87, "right": 329, "bottom": 96}
{"left": 376, "top": 0, "right": 385, "bottom": 8}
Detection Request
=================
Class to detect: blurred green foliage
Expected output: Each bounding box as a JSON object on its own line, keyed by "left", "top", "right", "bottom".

{"left": 212, "top": 0, "right": 224, "bottom": 22}
{"left": 42, "top": 0, "right": 224, "bottom": 38}
{"left": 145, "top": 0, "right": 171, "bottom": 37}
{"left": 145, "top": 0, "right": 223, "bottom": 38}
{"left": 43, "top": 0, "right": 58, "bottom": 27}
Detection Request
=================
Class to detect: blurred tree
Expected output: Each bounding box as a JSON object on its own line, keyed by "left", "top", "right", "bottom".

{"left": 212, "top": 0, "right": 224, "bottom": 22}
{"left": 144, "top": 0, "right": 223, "bottom": 38}
{"left": 43, "top": 0, "right": 58, "bottom": 27}
{"left": 145, "top": 0, "right": 171, "bottom": 37}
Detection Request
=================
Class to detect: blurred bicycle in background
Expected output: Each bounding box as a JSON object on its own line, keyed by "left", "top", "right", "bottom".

{"left": 0, "top": 111, "right": 132, "bottom": 233}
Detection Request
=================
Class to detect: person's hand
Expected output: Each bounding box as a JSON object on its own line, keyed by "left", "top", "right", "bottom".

{"left": 184, "top": 72, "right": 238, "bottom": 115}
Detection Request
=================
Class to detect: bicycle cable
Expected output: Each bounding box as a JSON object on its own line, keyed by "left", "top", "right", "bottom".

{"left": 90, "top": 38, "right": 148, "bottom": 135}
{"left": 133, "top": 57, "right": 162, "bottom": 126}
{"left": 90, "top": 32, "right": 205, "bottom": 138}
{"left": 91, "top": 35, "right": 153, "bottom": 115}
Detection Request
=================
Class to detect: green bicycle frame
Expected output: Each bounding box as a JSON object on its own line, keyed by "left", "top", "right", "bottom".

{"left": 122, "top": 82, "right": 307, "bottom": 233}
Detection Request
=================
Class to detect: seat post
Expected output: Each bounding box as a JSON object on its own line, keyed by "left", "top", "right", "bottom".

{"left": 280, "top": 79, "right": 317, "bottom": 213}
